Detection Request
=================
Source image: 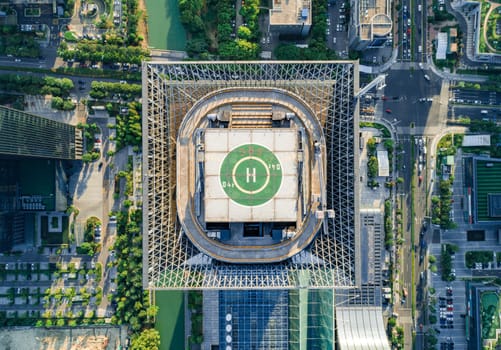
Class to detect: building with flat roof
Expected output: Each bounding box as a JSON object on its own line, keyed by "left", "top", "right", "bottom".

{"left": 143, "top": 61, "right": 389, "bottom": 348}
{"left": 471, "top": 157, "right": 501, "bottom": 222}
{"left": 143, "top": 61, "right": 360, "bottom": 290}
{"left": 268, "top": 0, "right": 312, "bottom": 37}
{"left": 0, "top": 105, "right": 82, "bottom": 160}
{"left": 0, "top": 106, "right": 81, "bottom": 252}
{"left": 350, "top": 0, "right": 392, "bottom": 49}
{"left": 467, "top": 282, "right": 501, "bottom": 350}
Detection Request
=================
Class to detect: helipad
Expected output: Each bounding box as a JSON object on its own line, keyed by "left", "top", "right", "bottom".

{"left": 204, "top": 129, "right": 298, "bottom": 222}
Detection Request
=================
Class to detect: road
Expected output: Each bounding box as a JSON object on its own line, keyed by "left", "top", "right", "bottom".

{"left": 382, "top": 69, "right": 443, "bottom": 128}
{"left": 380, "top": 68, "right": 456, "bottom": 349}
{"left": 398, "top": 0, "right": 425, "bottom": 62}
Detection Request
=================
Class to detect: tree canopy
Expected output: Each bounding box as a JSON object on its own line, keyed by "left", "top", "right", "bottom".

{"left": 130, "top": 329, "right": 160, "bottom": 350}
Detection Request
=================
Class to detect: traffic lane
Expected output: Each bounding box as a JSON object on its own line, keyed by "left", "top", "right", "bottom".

{"left": 399, "top": 137, "right": 413, "bottom": 310}
{"left": 0, "top": 57, "right": 47, "bottom": 68}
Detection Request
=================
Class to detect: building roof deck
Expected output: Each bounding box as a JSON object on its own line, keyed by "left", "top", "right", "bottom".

{"left": 359, "top": 0, "right": 392, "bottom": 40}
{"left": 269, "top": 0, "right": 311, "bottom": 26}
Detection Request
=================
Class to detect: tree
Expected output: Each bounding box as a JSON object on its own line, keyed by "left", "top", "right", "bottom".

{"left": 367, "top": 156, "right": 378, "bottom": 178}
{"left": 130, "top": 328, "right": 160, "bottom": 350}
{"left": 367, "top": 137, "right": 377, "bottom": 154}
{"left": 274, "top": 44, "right": 302, "bottom": 60}
{"left": 237, "top": 26, "right": 252, "bottom": 40}
{"left": 185, "top": 38, "right": 208, "bottom": 57}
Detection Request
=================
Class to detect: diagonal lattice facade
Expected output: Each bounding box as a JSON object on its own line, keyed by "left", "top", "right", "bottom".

{"left": 142, "top": 62, "right": 359, "bottom": 289}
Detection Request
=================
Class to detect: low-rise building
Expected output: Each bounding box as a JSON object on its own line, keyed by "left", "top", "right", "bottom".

{"left": 268, "top": 0, "right": 311, "bottom": 37}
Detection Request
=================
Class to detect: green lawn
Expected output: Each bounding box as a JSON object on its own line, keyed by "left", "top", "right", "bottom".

{"left": 155, "top": 290, "right": 185, "bottom": 350}
{"left": 475, "top": 160, "right": 501, "bottom": 221}
{"left": 144, "top": 0, "right": 186, "bottom": 50}
{"left": 64, "top": 31, "right": 78, "bottom": 42}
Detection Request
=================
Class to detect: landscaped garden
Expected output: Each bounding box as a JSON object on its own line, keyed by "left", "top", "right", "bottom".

{"left": 481, "top": 291, "right": 500, "bottom": 341}
{"left": 465, "top": 251, "right": 494, "bottom": 268}
{"left": 480, "top": 1, "right": 501, "bottom": 53}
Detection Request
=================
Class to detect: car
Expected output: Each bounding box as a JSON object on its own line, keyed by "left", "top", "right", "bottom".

{"left": 385, "top": 109, "right": 392, "bottom": 113}
{"left": 372, "top": 56, "right": 377, "bottom": 64}
{"left": 119, "top": 80, "right": 127, "bottom": 84}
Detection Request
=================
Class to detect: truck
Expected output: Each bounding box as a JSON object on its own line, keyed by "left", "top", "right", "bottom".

{"left": 418, "top": 45, "right": 422, "bottom": 53}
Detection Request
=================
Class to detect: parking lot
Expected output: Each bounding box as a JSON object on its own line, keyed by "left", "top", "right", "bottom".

{"left": 326, "top": 1, "right": 349, "bottom": 58}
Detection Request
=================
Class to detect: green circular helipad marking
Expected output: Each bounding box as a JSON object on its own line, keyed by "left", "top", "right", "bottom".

{"left": 220, "top": 144, "right": 282, "bottom": 206}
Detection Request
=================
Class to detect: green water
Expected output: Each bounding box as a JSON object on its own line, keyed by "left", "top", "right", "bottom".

{"left": 155, "top": 290, "right": 185, "bottom": 350}
{"left": 145, "top": 0, "right": 187, "bottom": 51}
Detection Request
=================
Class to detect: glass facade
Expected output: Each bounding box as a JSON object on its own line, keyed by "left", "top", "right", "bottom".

{"left": 0, "top": 105, "right": 81, "bottom": 159}
{"left": 219, "top": 290, "right": 289, "bottom": 350}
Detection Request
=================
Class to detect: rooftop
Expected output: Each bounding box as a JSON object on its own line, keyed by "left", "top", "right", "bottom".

{"left": 358, "top": 0, "right": 392, "bottom": 41}
{"left": 269, "top": 0, "right": 312, "bottom": 27}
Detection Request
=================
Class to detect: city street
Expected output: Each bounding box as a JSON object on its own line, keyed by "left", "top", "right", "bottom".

{"left": 383, "top": 69, "right": 443, "bottom": 128}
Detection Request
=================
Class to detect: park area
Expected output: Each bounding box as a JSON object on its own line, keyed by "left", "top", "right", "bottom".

{"left": 481, "top": 291, "right": 501, "bottom": 342}
{"left": 480, "top": 0, "right": 501, "bottom": 53}
{"left": 144, "top": 0, "right": 186, "bottom": 50}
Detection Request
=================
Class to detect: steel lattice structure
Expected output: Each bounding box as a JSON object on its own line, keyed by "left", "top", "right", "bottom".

{"left": 142, "top": 61, "right": 359, "bottom": 289}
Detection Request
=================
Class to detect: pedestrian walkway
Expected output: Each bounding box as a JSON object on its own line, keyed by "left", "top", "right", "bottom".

{"left": 24, "top": 95, "right": 79, "bottom": 125}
